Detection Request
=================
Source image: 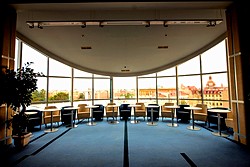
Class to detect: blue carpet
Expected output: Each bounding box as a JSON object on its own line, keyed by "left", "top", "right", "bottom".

{"left": 3, "top": 118, "right": 250, "bottom": 167}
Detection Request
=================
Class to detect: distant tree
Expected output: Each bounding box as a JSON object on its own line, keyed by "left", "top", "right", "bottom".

{"left": 179, "top": 100, "right": 187, "bottom": 105}
{"left": 78, "top": 93, "right": 85, "bottom": 100}
{"left": 32, "top": 89, "right": 46, "bottom": 102}
{"left": 120, "top": 93, "right": 134, "bottom": 98}
{"left": 49, "top": 92, "right": 69, "bottom": 100}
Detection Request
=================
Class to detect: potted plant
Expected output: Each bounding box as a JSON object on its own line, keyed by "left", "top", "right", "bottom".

{"left": 0, "top": 62, "right": 43, "bottom": 148}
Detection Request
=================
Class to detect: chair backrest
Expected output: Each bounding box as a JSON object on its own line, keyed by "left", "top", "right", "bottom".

{"left": 45, "top": 106, "right": 57, "bottom": 109}
{"left": 106, "top": 102, "right": 118, "bottom": 112}
{"left": 78, "top": 104, "right": 89, "bottom": 113}
{"left": 147, "top": 104, "right": 160, "bottom": 112}
{"left": 93, "top": 104, "right": 104, "bottom": 112}
{"left": 135, "top": 102, "right": 145, "bottom": 110}
{"left": 61, "top": 106, "right": 73, "bottom": 110}
{"left": 195, "top": 104, "right": 207, "bottom": 114}
{"left": 119, "top": 104, "right": 131, "bottom": 111}
{"left": 162, "top": 102, "right": 174, "bottom": 112}
{"left": 179, "top": 104, "right": 189, "bottom": 110}
{"left": 44, "top": 106, "right": 60, "bottom": 116}
{"left": 177, "top": 104, "right": 190, "bottom": 113}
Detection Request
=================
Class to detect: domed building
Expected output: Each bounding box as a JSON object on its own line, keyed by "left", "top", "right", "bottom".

{"left": 203, "top": 75, "right": 228, "bottom": 108}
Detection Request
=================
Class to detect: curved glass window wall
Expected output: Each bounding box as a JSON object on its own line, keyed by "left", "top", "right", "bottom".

{"left": 16, "top": 39, "right": 229, "bottom": 109}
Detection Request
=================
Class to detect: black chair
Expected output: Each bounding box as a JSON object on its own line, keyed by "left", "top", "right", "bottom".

{"left": 25, "top": 109, "right": 42, "bottom": 131}
{"left": 176, "top": 104, "right": 191, "bottom": 123}
{"left": 146, "top": 104, "right": 160, "bottom": 121}
{"left": 92, "top": 104, "right": 104, "bottom": 121}
{"left": 207, "top": 107, "right": 228, "bottom": 129}
{"left": 119, "top": 104, "right": 132, "bottom": 120}
{"left": 61, "top": 106, "right": 77, "bottom": 126}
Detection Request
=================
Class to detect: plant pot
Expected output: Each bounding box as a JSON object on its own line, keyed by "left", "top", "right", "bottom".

{"left": 12, "top": 132, "right": 32, "bottom": 149}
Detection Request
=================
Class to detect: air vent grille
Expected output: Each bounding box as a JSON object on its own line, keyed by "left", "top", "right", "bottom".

{"left": 158, "top": 46, "right": 168, "bottom": 49}
{"left": 81, "top": 46, "right": 92, "bottom": 49}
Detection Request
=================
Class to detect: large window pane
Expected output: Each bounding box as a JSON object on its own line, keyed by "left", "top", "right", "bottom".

{"left": 73, "top": 78, "right": 92, "bottom": 100}
{"left": 178, "top": 56, "right": 200, "bottom": 75}
{"left": 48, "top": 78, "right": 71, "bottom": 103}
{"left": 138, "top": 77, "right": 156, "bottom": 98}
{"left": 202, "top": 74, "right": 229, "bottom": 102}
{"left": 22, "top": 43, "right": 47, "bottom": 74}
{"left": 201, "top": 40, "right": 227, "bottom": 73}
{"left": 21, "top": 42, "right": 48, "bottom": 108}
{"left": 178, "top": 75, "right": 201, "bottom": 105}
{"left": 32, "top": 77, "right": 47, "bottom": 103}
{"left": 94, "top": 79, "right": 110, "bottom": 99}
{"left": 113, "top": 77, "right": 136, "bottom": 102}
{"left": 138, "top": 73, "right": 157, "bottom": 104}
{"left": 49, "top": 58, "right": 71, "bottom": 77}
{"left": 157, "top": 77, "right": 176, "bottom": 105}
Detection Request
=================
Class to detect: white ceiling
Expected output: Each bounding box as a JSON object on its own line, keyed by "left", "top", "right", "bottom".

{"left": 10, "top": 1, "right": 232, "bottom": 76}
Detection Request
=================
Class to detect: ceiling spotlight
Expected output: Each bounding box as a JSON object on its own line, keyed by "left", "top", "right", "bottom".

{"left": 81, "top": 22, "right": 86, "bottom": 28}
{"left": 37, "top": 24, "right": 43, "bottom": 29}
{"left": 145, "top": 21, "right": 150, "bottom": 27}
{"left": 163, "top": 21, "right": 168, "bottom": 27}
{"left": 27, "top": 22, "right": 34, "bottom": 28}
{"left": 28, "top": 24, "right": 34, "bottom": 28}
{"left": 99, "top": 22, "right": 104, "bottom": 28}
{"left": 207, "top": 20, "right": 216, "bottom": 27}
